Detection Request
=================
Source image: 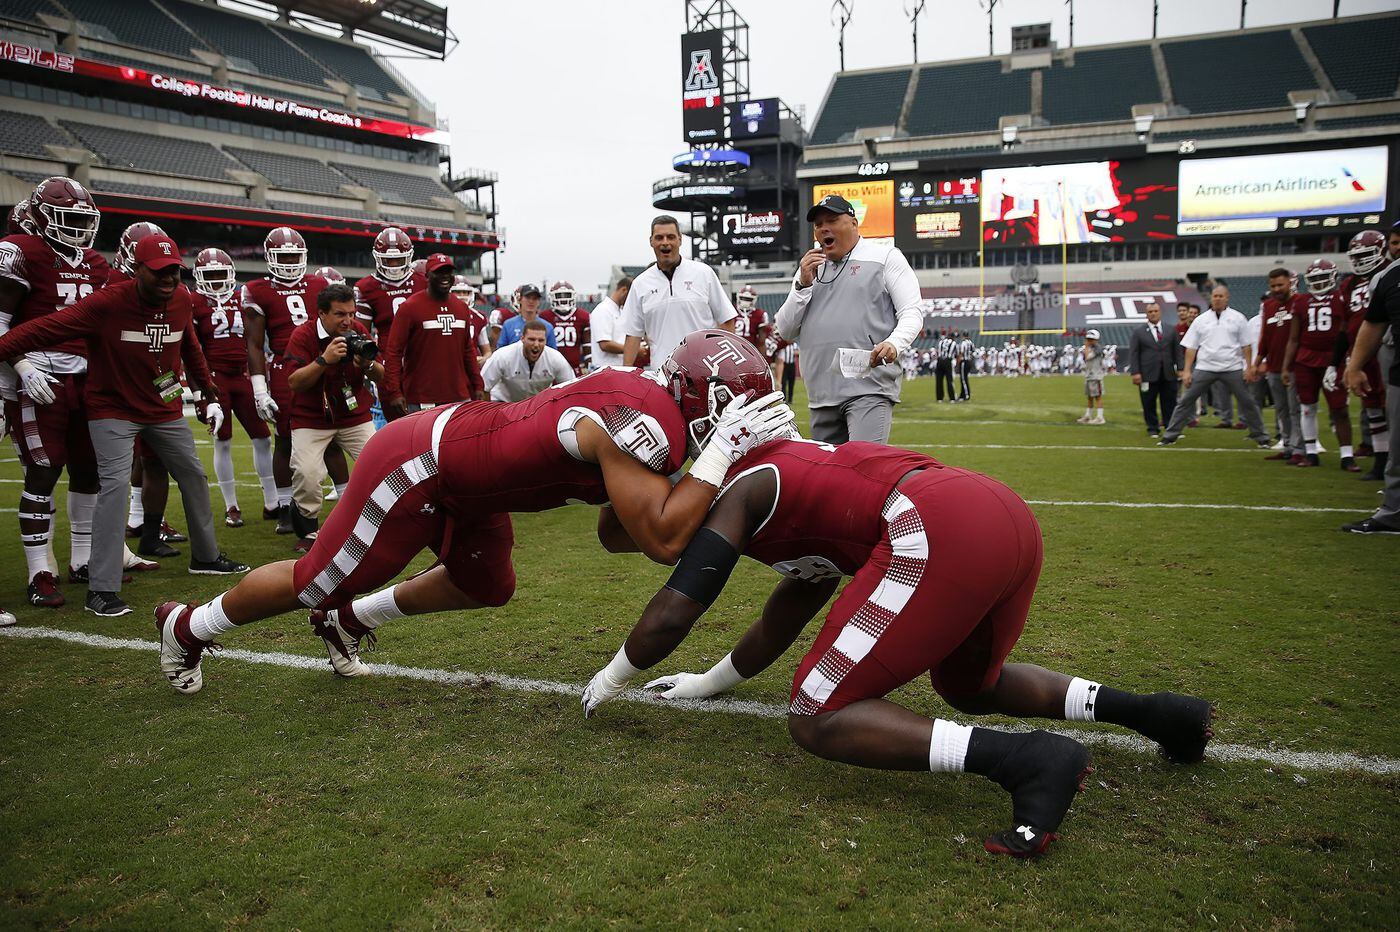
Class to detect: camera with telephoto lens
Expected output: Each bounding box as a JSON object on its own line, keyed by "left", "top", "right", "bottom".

{"left": 340, "top": 332, "right": 378, "bottom": 364}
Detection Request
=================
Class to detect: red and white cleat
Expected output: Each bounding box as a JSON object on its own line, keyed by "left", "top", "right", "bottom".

{"left": 155, "top": 601, "right": 211, "bottom": 695}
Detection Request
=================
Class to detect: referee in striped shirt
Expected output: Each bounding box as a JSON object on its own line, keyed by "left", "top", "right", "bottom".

{"left": 957, "top": 333, "right": 975, "bottom": 401}
{"left": 936, "top": 334, "right": 957, "bottom": 401}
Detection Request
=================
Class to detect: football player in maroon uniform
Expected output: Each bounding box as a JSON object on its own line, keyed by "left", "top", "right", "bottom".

{"left": 240, "top": 226, "right": 348, "bottom": 532}
{"left": 191, "top": 247, "right": 278, "bottom": 527}
{"left": 733, "top": 285, "right": 768, "bottom": 351}
{"left": 0, "top": 177, "right": 107, "bottom": 606}
{"left": 354, "top": 228, "right": 425, "bottom": 346}
{"left": 314, "top": 266, "right": 346, "bottom": 285}
{"left": 156, "top": 331, "right": 796, "bottom": 695}
{"left": 1283, "top": 260, "right": 1360, "bottom": 470}
{"left": 583, "top": 438, "right": 1214, "bottom": 858}
{"left": 1337, "top": 230, "right": 1390, "bottom": 480}
{"left": 450, "top": 274, "right": 492, "bottom": 362}
{"left": 542, "top": 280, "right": 591, "bottom": 374}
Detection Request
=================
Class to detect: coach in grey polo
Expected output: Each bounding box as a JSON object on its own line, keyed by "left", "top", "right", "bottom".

{"left": 1159, "top": 285, "right": 1269, "bottom": 447}
{"left": 775, "top": 194, "right": 924, "bottom": 444}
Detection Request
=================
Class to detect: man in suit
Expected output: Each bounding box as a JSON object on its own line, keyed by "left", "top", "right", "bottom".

{"left": 1128, "top": 302, "right": 1184, "bottom": 437}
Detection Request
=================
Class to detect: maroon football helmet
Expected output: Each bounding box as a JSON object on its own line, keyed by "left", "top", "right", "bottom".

{"left": 548, "top": 280, "right": 576, "bottom": 313}
{"left": 661, "top": 329, "right": 775, "bottom": 456}
{"left": 1304, "top": 258, "right": 1338, "bottom": 295}
{"left": 736, "top": 285, "right": 758, "bottom": 311}
{"left": 29, "top": 176, "right": 99, "bottom": 255}
{"left": 1348, "top": 230, "right": 1387, "bottom": 277}
{"left": 264, "top": 226, "right": 307, "bottom": 283}
{"left": 193, "top": 247, "right": 237, "bottom": 301}
{"left": 314, "top": 265, "right": 345, "bottom": 285}
{"left": 411, "top": 258, "right": 427, "bottom": 277}
{"left": 372, "top": 227, "right": 413, "bottom": 282}
{"left": 6, "top": 198, "right": 34, "bottom": 236}
{"left": 116, "top": 221, "right": 166, "bottom": 274}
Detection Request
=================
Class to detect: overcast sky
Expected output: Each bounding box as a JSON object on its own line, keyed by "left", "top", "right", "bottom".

{"left": 391, "top": 0, "right": 1397, "bottom": 292}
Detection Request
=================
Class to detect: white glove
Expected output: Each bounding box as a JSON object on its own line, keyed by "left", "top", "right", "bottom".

{"left": 251, "top": 374, "right": 279, "bottom": 423}
{"left": 1322, "top": 366, "right": 1338, "bottom": 393}
{"left": 205, "top": 402, "right": 224, "bottom": 436}
{"left": 582, "top": 645, "right": 641, "bottom": 717}
{"left": 13, "top": 360, "right": 58, "bottom": 405}
{"left": 689, "top": 391, "right": 796, "bottom": 487}
{"left": 644, "top": 653, "right": 747, "bottom": 700}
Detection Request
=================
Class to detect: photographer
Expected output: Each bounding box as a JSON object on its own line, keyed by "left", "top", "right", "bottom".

{"left": 284, "top": 283, "right": 383, "bottom": 544}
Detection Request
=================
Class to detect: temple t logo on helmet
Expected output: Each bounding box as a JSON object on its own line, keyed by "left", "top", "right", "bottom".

{"left": 194, "top": 247, "right": 237, "bottom": 301}
{"left": 1347, "top": 230, "right": 1386, "bottom": 277}
{"left": 1304, "top": 258, "right": 1338, "bottom": 295}
{"left": 118, "top": 222, "right": 166, "bottom": 275}
{"left": 662, "top": 329, "right": 774, "bottom": 457}
{"left": 264, "top": 226, "right": 307, "bottom": 284}
{"left": 373, "top": 227, "right": 414, "bottom": 283}
{"left": 549, "top": 281, "right": 577, "bottom": 314}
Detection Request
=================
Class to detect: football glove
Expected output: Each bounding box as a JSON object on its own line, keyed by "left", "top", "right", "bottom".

{"left": 1322, "top": 366, "right": 1338, "bottom": 393}
{"left": 205, "top": 402, "right": 224, "bottom": 437}
{"left": 251, "top": 374, "right": 279, "bottom": 423}
{"left": 644, "top": 654, "right": 746, "bottom": 700}
{"left": 13, "top": 360, "right": 58, "bottom": 405}
{"left": 582, "top": 645, "right": 641, "bottom": 717}
{"left": 689, "top": 391, "right": 796, "bottom": 487}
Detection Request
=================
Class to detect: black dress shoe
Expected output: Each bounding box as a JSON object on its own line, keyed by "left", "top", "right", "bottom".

{"left": 85, "top": 590, "right": 132, "bottom": 617}
{"left": 139, "top": 540, "right": 180, "bottom": 558}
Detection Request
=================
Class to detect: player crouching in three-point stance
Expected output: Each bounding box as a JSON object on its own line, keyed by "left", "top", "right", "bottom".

{"left": 156, "top": 331, "right": 794, "bottom": 694}
{"left": 582, "top": 439, "right": 1215, "bottom": 858}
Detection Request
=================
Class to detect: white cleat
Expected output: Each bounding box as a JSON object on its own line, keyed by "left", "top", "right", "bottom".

{"left": 155, "top": 601, "right": 208, "bottom": 695}
{"left": 1075, "top": 414, "right": 1092, "bottom": 424}
{"left": 309, "top": 608, "right": 373, "bottom": 677}
{"left": 0, "top": 607, "right": 15, "bottom": 627}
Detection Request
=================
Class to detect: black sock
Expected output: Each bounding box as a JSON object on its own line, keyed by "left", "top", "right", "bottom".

{"left": 1092, "top": 686, "right": 1150, "bottom": 731}
{"left": 963, "top": 726, "right": 1019, "bottom": 778}
{"left": 141, "top": 515, "right": 163, "bottom": 547}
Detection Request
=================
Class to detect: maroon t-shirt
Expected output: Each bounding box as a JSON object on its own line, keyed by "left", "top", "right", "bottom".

{"left": 283, "top": 318, "right": 375, "bottom": 430}
{"left": 1257, "top": 293, "right": 1308, "bottom": 373}
{"left": 380, "top": 290, "right": 483, "bottom": 404}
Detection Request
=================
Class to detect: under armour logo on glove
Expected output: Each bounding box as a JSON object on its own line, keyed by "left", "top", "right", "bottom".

{"left": 1017, "top": 825, "right": 1036, "bottom": 841}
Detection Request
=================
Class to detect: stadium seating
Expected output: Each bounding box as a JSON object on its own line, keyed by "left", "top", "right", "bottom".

{"left": 1042, "top": 45, "right": 1161, "bottom": 124}
{"left": 278, "top": 28, "right": 405, "bottom": 101}
{"left": 2, "top": 0, "right": 61, "bottom": 26}
{"left": 268, "top": 200, "right": 377, "bottom": 221}
{"left": 1315, "top": 113, "right": 1400, "bottom": 131}
{"left": 1218, "top": 276, "right": 1270, "bottom": 306}
{"left": 906, "top": 61, "right": 1031, "bottom": 136}
{"left": 1154, "top": 123, "right": 1298, "bottom": 142}
{"left": 1162, "top": 31, "right": 1315, "bottom": 113}
{"left": 0, "top": 111, "right": 74, "bottom": 159}
{"left": 60, "top": 120, "right": 243, "bottom": 182}
{"left": 329, "top": 162, "right": 450, "bottom": 207}
{"left": 92, "top": 178, "right": 256, "bottom": 208}
{"left": 169, "top": 0, "right": 328, "bottom": 89}
{"left": 56, "top": 0, "right": 207, "bottom": 58}
{"left": 1304, "top": 17, "right": 1400, "bottom": 101}
{"left": 225, "top": 146, "right": 353, "bottom": 197}
{"left": 809, "top": 68, "right": 911, "bottom": 145}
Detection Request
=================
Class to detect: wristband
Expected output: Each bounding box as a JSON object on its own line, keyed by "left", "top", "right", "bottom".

{"left": 251, "top": 374, "right": 268, "bottom": 394}
{"left": 697, "top": 653, "right": 747, "bottom": 694}
{"left": 600, "top": 644, "right": 642, "bottom": 690}
{"left": 314, "top": 356, "right": 329, "bottom": 367}
{"left": 688, "top": 436, "right": 735, "bottom": 488}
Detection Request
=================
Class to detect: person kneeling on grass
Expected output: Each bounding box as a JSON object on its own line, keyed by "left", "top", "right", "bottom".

{"left": 1077, "top": 329, "right": 1106, "bottom": 425}
{"left": 582, "top": 437, "right": 1214, "bottom": 858}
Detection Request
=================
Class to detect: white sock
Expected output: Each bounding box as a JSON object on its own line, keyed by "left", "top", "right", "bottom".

{"left": 277, "top": 485, "right": 292, "bottom": 509}
{"left": 128, "top": 486, "right": 144, "bottom": 527}
{"left": 1364, "top": 408, "right": 1389, "bottom": 453}
{"left": 1301, "top": 404, "right": 1319, "bottom": 454}
{"left": 350, "top": 586, "right": 406, "bottom": 628}
{"left": 1064, "top": 677, "right": 1101, "bottom": 721}
{"left": 20, "top": 491, "right": 55, "bottom": 579}
{"left": 252, "top": 437, "right": 278, "bottom": 509}
{"left": 67, "top": 491, "right": 96, "bottom": 568}
{"left": 1083, "top": 406, "right": 1092, "bottom": 418}
{"left": 928, "top": 719, "right": 973, "bottom": 773}
{"left": 189, "top": 593, "right": 237, "bottom": 642}
{"left": 213, "top": 439, "right": 238, "bottom": 510}
{"left": 333, "top": 482, "right": 347, "bottom": 498}
{"left": 1339, "top": 444, "right": 1354, "bottom": 460}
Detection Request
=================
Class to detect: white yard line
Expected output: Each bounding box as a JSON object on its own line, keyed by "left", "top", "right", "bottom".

{"left": 1024, "top": 499, "right": 1360, "bottom": 514}
{"left": 2, "top": 624, "right": 1394, "bottom": 776}
{"left": 902, "top": 442, "right": 1263, "bottom": 454}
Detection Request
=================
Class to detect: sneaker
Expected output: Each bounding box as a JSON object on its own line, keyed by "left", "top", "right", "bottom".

{"left": 325, "top": 485, "right": 340, "bottom": 501}
{"left": 27, "top": 571, "right": 64, "bottom": 608}
{"left": 1156, "top": 436, "right": 1178, "bottom": 446}
{"left": 1255, "top": 438, "right": 1272, "bottom": 449}
{"left": 982, "top": 731, "right": 1092, "bottom": 858}
{"left": 275, "top": 505, "right": 295, "bottom": 536}
{"left": 1288, "top": 453, "right": 1307, "bottom": 466}
{"left": 1271, "top": 439, "right": 1286, "bottom": 451}
{"left": 1136, "top": 693, "right": 1216, "bottom": 763}
{"left": 1340, "top": 517, "right": 1400, "bottom": 535}
{"left": 0, "top": 607, "right": 15, "bottom": 627}
{"left": 160, "top": 521, "right": 187, "bottom": 543}
{"left": 138, "top": 539, "right": 180, "bottom": 558}
{"left": 188, "top": 553, "right": 250, "bottom": 576}
{"left": 1075, "top": 414, "right": 1092, "bottom": 424}
{"left": 84, "top": 590, "right": 131, "bottom": 617}
{"left": 224, "top": 506, "right": 244, "bottom": 528}
{"left": 1297, "top": 454, "right": 1321, "bottom": 467}
{"left": 1090, "top": 416, "right": 1105, "bottom": 425}
{"left": 155, "top": 601, "right": 210, "bottom": 695}
{"left": 68, "top": 565, "right": 132, "bottom": 585}
{"left": 1340, "top": 457, "right": 1362, "bottom": 473}
{"left": 1263, "top": 452, "right": 1290, "bottom": 461}
{"left": 309, "top": 608, "right": 375, "bottom": 677}
{"left": 124, "top": 550, "right": 160, "bottom": 572}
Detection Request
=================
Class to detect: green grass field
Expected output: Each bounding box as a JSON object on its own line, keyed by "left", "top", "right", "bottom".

{"left": 1, "top": 374, "right": 1396, "bottom": 928}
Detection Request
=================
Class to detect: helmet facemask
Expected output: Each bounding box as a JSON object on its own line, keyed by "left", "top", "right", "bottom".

{"left": 38, "top": 200, "right": 99, "bottom": 253}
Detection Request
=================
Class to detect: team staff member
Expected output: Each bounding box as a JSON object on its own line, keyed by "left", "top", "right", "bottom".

{"left": 590, "top": 276, "right": 631, "bottom": 369}
{"left": 381, "top": 254, "right": 485, "bottom": 418}
{"left": 0, "top": 234, "right": 248, "bottom": 616}
{"left": 284, "top": 284, "right": 384, "bottom": 544}
{"left": 480, "top": 320, "right": 575, "bottom": 401}
{"left": 775, "top": 194, "right": 924, "bottom": 444}
{"left": 497, "top": 284, "right": 556, "bottom": 348}
{"left": 1342, "top": 224, "right": 1400, "bottom": 534}
{"left": 623, "top": 215, "right": 736, "bottom": 369}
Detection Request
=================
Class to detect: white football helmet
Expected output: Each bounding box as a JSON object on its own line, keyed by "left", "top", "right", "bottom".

{"left": 264, "top": 226, "right": 307, "bottom": 284}
{"left": 372, "top": 227, "right": 414, "bottom": 283}
{"left": 548, "top": 280, "right": 576, "bottom": 314}
{"left": 736, "top": 285, "right": 758, "bottom": 311}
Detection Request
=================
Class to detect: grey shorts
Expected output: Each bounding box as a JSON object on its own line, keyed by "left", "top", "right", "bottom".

{"left": 1084, "top": 379, "right": 1103, "bottom": 399}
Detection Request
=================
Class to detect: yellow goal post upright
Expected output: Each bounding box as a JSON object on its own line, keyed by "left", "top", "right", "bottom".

{"left": 976, "top": 179, "right": 1070, "bottom": 338}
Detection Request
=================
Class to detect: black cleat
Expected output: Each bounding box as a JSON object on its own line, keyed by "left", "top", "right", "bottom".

{"left": 1137, "top": 693, "right": 1216, "bottom": 763}
{"left": 1340, "top": 518, "right": 1400, "bottom": 536}
{"left": 1340, "top": 457, "right": 1362, "bottom": 473}
{"left": 188, "top": 553, "right": 250, "bottom": 576}
{"left": 275, "top": 504, "right": 295, "bottom": 535}
{"left": 159, "top": 521, "right": 187, "bottom": 543}
{"left": 68, "top": 565, "right": 132, "bottom": 585}
{"left": 138, "top": 539, "right": 180, "bottom": 558}
{"left": 1156, "top": 436, "right": 1179, "bottom": 446}
{"left": 85, "top": 590, "right": 132, "bottom": 617}
{"left": 983, "top": 731, "right": 1091, "bottom": 859}
{"left": 1297, "top": 453, "right": 1321, "bottom": 467}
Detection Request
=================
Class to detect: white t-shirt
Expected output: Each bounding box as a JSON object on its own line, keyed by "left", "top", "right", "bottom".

{"left": 479, "top": 341, "right": 575, "bottom": 402}
{"left": 1182, "top": 307, "right": 1252, "bottom": 373}
{"left": 622, "top": 258, "right": 737, "bottom": 369}
{"left": 590, "top": 296, "right": 624, "bottom": 369}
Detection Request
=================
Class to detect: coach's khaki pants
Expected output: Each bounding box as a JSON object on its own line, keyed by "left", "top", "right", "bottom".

{"left": 291, "top": 420, "right": 375, "bottom": 519}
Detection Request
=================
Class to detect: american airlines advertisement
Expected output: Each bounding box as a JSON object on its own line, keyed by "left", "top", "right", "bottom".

{"left": 1177, "top": 145, "right": 1389, "bottom": 235}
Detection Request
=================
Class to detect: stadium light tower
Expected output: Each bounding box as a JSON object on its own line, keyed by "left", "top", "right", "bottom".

{"left": 980, "top": 0, "right": 1000, "bottom": 56}
{"left": 831, "top": 0, "right": 854, "bottom": 71}
{"left": 1065, "top": 0, "right": 1074, "bottom": 47}
{"left": 904, "top": 0, "right": 926, "bottom": 63}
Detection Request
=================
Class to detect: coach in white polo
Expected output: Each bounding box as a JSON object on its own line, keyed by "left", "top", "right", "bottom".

{"left": 1158, "top": 284, "right": 1270, "bottom": 447}
{"left": 622, "top": 215, "right": 736, "bottom": 369}
{"left": 775, "top": 193, "right": 924, "bottom": 444}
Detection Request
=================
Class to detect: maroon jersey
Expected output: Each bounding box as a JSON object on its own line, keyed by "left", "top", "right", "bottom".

{"left": 354, "top": 270, "right": 426, "bottom": 343}
{"left": 192, "top": 291, "right": 252, "bottom": 375}
{"left": 106, "top": 266, "right": 132, "bottom": 287}
{"left": 0, "top": 233, "right": 109, "bottom": 386}
{"left": 733, "top": 308, "right": 767, "bottom": 349}
{"left": 283, "top": 319, "right": 375, "bottom": 430}
{"left": 240, "top": 274, "right": 327, "bottom": 357}
{"left": 435, "top": 368, "right": 687, "bottom": 514}
{"left": 380, "top": 290, "right": 483, "bottom": 403}
{"left": 540, "top": 307, "right": 590, "bottom": 370}
{"left": 0, "top": 280, "right": 211, "bottom": 423}
{"left": 1293, "top": 291, "right": 1348, "bottom": 368}
{"left": 722, "top": 439, "right": 938, "bottom": 578}
{"left": 1339, "top": 273, "right": 1373, "bottom": 345}
{"left": 1257, "top": 293, "right": 1306, "bottom": 373}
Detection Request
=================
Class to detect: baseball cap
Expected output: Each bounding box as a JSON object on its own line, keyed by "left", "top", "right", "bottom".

{"left": 425, "top": 253, "right": 454, "bottom": 273}
{"left": 519, "top": 283, "right": 541, "bottom": 297}
{"left": 1085, "top": 329, "right": 1101, "bottom": 340}
{"left": 806, "top": 194, "right": 857, "bottom": 222}
{"left": 134, "top": 233, "right": 185, "bottom": 271}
